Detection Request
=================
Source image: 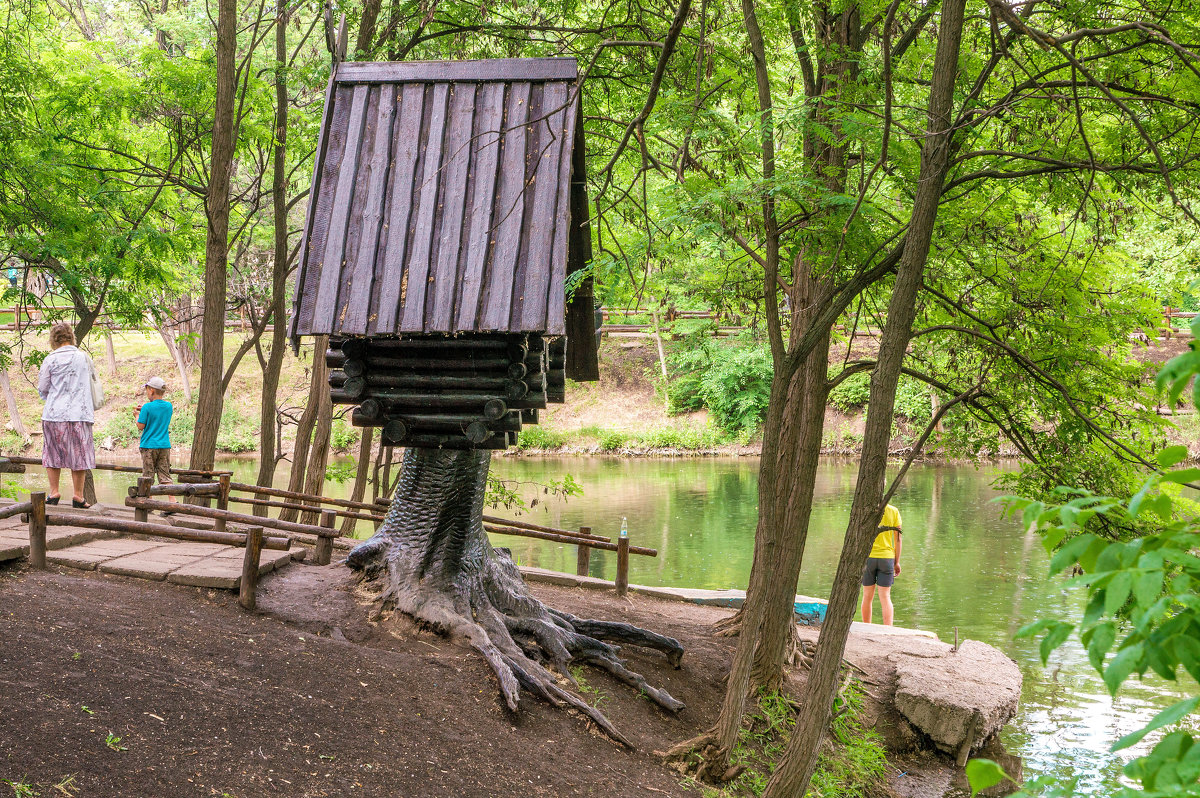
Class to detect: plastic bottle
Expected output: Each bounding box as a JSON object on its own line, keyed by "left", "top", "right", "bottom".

{"left": 619, "top": 517, "right": 628, "bottom": 539}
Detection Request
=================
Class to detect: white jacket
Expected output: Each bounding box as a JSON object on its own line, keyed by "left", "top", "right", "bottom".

{"left": 38, "top": 345, "right": 94, "bottom": 423}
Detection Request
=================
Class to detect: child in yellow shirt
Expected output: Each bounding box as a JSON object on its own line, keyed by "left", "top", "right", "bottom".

{"left": 860, "top": 504, "right": 902, "bottom": 625}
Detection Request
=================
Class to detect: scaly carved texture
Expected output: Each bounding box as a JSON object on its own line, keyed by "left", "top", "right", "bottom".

{"left": 347, "top": 447, "right": 686, "bottom": 746}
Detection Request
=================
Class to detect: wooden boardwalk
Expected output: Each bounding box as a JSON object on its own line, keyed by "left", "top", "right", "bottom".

{"left": 0, "top": 507, "right": 306, "bottom": 589}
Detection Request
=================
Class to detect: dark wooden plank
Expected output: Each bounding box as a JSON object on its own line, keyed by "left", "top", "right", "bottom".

{"left": 509, "top": 82, "right": 542, "bottom": 333}
{"left": 336, "top": 59, "right": 578, "bottom": 83}
{"left": 291, "top": 73, "right": 338, "bottom": 339}
{"left": 296, "top": 82, "right": 354, "bottom": 335}
{"left": 335, "top": 84, "right": 383, "bottom": 333}
{"left": 427, "top": 82, "right": 477, "bottom": 332}
{"left": 564, "top": 97, "right": 599, "bottom": 378}
{"left": 518, "top": 80, "right": 569, "bottom": 331}
{"left": 373, "top": 82, "right": 426, "bottom": 334}
{"left": 313, "top": 82, "right": 371, "bottom": 333}
{"left": 399, "top": 82, "right": 450, "bottom": 332}
{"left": 548, "top": 88, "right": 581, "bottom": 338}
{"left": 480, "top": 81, "right": 530, "bottom": 331}
{"left": 342, "top": 83, "right": 398, "bottom": 332}
{"left": 454, "top": 82, "right": 505, "bottom": 331}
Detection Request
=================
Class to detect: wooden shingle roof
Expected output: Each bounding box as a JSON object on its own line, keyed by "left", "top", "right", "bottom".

{"left": 289, "top": 58, "right": 588, "bottom": 341}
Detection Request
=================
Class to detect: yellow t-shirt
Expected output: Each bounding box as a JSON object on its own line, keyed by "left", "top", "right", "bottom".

{"left": 869, "top": 504, "right": 902, "bottom": 559}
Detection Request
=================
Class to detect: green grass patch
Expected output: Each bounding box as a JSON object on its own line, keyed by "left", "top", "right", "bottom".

{"left": 685, "top": 682, "right": 888, "bottom": 798}
{"left": 515, "top": 427, "right": 571, "bottom": 450}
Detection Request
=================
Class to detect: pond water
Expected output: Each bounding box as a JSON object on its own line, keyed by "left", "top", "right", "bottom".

{"left": 18, "top": 454, "right": 1196, "bottom": 790}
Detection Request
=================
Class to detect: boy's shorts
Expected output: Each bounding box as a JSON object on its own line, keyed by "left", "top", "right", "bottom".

{"left": 861, "top": 557, "right": 895, "bottom": 587}
{"left": 140, "top": 448, "right": 172, "bottom": 484}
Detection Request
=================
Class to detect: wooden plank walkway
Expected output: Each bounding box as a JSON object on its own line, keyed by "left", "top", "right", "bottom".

{"left": 0, "top": 510, "right": 306, "bottom": 589}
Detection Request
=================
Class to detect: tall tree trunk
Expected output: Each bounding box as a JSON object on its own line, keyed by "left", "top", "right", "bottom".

{"left": 158, "top": 328, "right": 194, "bottom": 405}
{"left": 0, "top": 371, "right": 28, "bottom": 442}
{"left": 256, "top": 3, "right": 290, "bottom": 492}
{"left": 190, "top": 0, "right": 238, "bottom": 471}
{"left": 340, "top": 426, "right": 374, "bottom": 536}
{"left": 760, "top": 0, "right": 966, "bottom": 793}
{"left": 280, "top": 336, "right": 328, "bottom": 522}
{"left": 300, "top": 389, "right": 333, "bottom": 525}
{"left": 103, "top": 331, "right": 117, "bottom": 378}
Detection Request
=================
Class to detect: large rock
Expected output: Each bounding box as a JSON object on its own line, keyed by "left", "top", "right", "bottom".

{"left": 891, "top": 639, "right": 1022, "bottom": 756}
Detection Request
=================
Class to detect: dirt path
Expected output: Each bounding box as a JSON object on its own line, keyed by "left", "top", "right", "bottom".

{"left": 0, "top": 559, "right": 998, "bottom": 797}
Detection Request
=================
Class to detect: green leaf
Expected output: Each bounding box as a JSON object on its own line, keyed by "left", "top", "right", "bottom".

{"left": 1105, "top": 643, "right": 1145, "bottom": 696}
{"left": 1161, "top": 468, "right": 1200, "bottom": 485}
{"left": 1087, "top": 622, "right": 1117, "bottom": 671}
{"left": 1105, "top": 571, "right": 1134, "bottom": 616}
{"left": 1134, "top": 570, "right": 1164, "bottom": 608}
{"left": 1040, "top": 621, "right": 1074, "bottom": 665}
{"left": 965, "top": 759, "right": 1010, "bottom": 796}
{"left": 1050, "top": 534, "right": 1095, "bottom": 574}
{"left": 1015, "top": 618, "right": 1057, "bottom": 639}
{"left": 1158, "top": 445, "right": 1190, "bottom": 468}
{"left": 1112, "top": 697, "right": 1200, "bottom": 752}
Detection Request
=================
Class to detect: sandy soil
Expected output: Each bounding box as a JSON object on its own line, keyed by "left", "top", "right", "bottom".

{"left": 0, "top": 557, "right": 1000, "bottom": 798}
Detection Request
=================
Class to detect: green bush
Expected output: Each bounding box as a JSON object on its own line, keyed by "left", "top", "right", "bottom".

{"left": 597, "top": 430, "right": 629, "bottom": 451}
{"left": 698, "top": 343, "right": 773, "bottom": 435}
{"left": 828, "top": 372, "right": 871, "bottom": 411}
{"left": 894, "top": 376, "right": 932, "bottom": 423}
{"left": 215, "top": 404, "right": 258, "bottom": 453}
{"left": 329, "top": 417, "right": 360, "bottom": 453}
{"left": 515, "top": 426, "right": 570, "bottom": 450}
{"left": 98, "top": 414, "right": 139, "bottom": 448}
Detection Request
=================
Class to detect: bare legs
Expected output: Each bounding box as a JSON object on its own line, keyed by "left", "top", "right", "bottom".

{"left": 47, "top": 467, "right": 88, "bottom": 503}
{"left": 859, "top": 585, "right": 894, "bottom": 626}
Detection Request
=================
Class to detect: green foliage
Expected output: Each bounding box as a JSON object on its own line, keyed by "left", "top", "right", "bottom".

{"left": 323, "top": 461, "right": 356, "bottom": 483}
{"left": 214, "top": 404, "right": 256, "bottom": 454}
{"left": 485, "top": 472, "right": 582, "bottom": 513}
{"left": 995, "top": 320, "right": 1200, "bottom": 796}
{"left": 828, "top": 373, "right": 870, "bottom": 412}
{"left": 689, "top": 684, "right": 887, "bottom": 798}
{"left": 98, "top": 414, "right": 138, "bottom": 448}
{"left": 329, "top": 417, "right": 360, "bottom": 454}
{"left": 515, "top": 427, "right": 570, "bottom": 451}
{"left": 666, "top": 337, "right": 772, "bottom": 436}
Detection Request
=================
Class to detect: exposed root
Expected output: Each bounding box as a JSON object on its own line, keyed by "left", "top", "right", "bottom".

{"left": 347, "top": 447, "right": 685, "bottom": 749}
{"left": 660, "top": 731, "right": 740, "bottom": 782}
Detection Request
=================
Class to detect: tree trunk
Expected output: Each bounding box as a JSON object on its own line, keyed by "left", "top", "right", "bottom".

{"left": 103, "top": 332, "right": 117, "bottom": 379}
{"left": 760, "top": 0, "right": 967, "bottom": 793}
{"left": 346, "top": 447, "right": 685, "bottom": 745}
{"left": 190, "top": 0, "right": 238, "bottom": 471}
{"left": 280, "top": 336, "right": 328, "bottom": 522}
{"left": 159, "top": 327, "right": 194, "bottom": 405}
{"left": 256, "top": 3, "right": 290, "bottom": 493}
{"left": 0, "top": 371, "right": 28, "bottom": 442}
{"left": 340, "top": 426, "right": 374, "bottom": 536}
{"left": 299, "top": 388, "right": 333, "bottom": 525}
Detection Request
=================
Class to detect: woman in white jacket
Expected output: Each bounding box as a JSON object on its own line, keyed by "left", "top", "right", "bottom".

{"left": 37, "top": 323, "right": 97, "bottom": 508}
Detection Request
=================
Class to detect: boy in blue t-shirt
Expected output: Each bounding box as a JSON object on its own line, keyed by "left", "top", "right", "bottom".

{"left": 135, "top": 376, "right": 177, "bottom": 511}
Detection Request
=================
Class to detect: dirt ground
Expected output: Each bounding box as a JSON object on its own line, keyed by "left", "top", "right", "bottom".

{"left": 0, "top": 559, "right": 987, "bottom": 798}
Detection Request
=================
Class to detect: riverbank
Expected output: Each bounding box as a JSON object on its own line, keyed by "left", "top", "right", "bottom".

{"left": 0, "top": 332, "right": 1193, "bottom": 463}
{"left": 0, "top": 557, "right": 1019, "bottom": 797}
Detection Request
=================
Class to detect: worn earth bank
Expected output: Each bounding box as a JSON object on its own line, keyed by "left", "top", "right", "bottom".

{"left": 1, "top": 559, "right": 1021, "bottom": 797}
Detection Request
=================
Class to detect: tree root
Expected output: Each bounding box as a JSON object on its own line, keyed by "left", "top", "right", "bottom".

{"left": 660, "top": 731, "right": 744, "bottom": 782}
{"left": 712, "top": 607, "right": 809, "bottom": 670}
{"left": 349, "top": 529, "right": 685, "bottom": 748}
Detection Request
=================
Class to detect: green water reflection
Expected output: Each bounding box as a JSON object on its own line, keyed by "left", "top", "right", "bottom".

{"left": 15, "top": 454, "right": 1195, "bottom": 789}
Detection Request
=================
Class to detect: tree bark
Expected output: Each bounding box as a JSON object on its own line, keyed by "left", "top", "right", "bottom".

{"left": 190, "top": 0, "right": 238, "bottom": 471}
{"left": 0, "top": 371, "right": 28, "bottom": 441}
{"left": 300, "top": 386, "right": 333, "bottom": 525}
{"left": 280, "top": 336, "right": 328, "bottom": 522}
{"left": 340, "top": 425, "right": 374, "bottom": 536}
{"left": 346, "top": 447, "right": 685, "bottom": 745}
{"left": 256, "top": 3, "right": 290, "bottom": 493}
{"left": 158, "top": 327, "right": 193, "bottom": 405}
{"left": 760, "top": 0, "right": 967, "bottom": 793}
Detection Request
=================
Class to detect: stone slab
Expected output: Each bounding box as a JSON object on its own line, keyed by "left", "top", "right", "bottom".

{"left": 212, "top": 546, "right": 297, "bottom": 574}
{"left": 166, "top": 560, "right": 241, "bottom": 589}
{"left": 99, "top": 549, "right": 216, "bottom": 580}
{"left": 0, "top": 541, "right": 26, "bottom": 561}
{"left": 892, "top": 639, "right": 1022, "bottom": 755}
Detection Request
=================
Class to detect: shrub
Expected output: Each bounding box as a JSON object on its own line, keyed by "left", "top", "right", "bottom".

{"left": 698, "top": 344, "right": 773, "bottom": 435}
{"left": 828, "top": 372, "right": 871, "bottom": 411}
{"left": 215, "top": 404, "right": 258, "bottom": 453}
{"left": 329, "top": 416, "right": 360, "bottom": 453}
{"left": 98, "top": 415, "right": 139, "bottom": 448}
{"left": 515, "top": 427, "right": 570, "bottom": 450}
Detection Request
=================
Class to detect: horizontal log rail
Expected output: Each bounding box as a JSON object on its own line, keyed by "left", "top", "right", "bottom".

{"left": 4, "top": 455, "right": 232, "bottom": 478}
{"left": 0, "top": 501, "right": 34, "bottom": 520}
{"left": 483, "top": 524, "right": 655, "bottom": 556}
{"left": 225, "top": 494, "right": 383, "bottom": 522}
{"left": 125, "top": 497, "right": 339, "bottom": 539}
{"left": 480, "top": 514, "right": 606, "bottom": 541}
{"left": 129, "top": 482, "right": 222, "bottom": 498}
{"left": 40, "top": 511, "right": 290, "bottom": 550}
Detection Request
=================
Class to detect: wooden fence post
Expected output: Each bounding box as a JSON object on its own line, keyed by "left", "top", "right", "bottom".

{"left": 315, "top": 509, "right": 336, "bottom": 565}
{"left": 575, "top": 526, "right": 591, "bottom": 576}
{"left": 239, "top": 526, "right": 264, "bottom": 610}
{"left": 214, "top": 473, "right": 231, "bottom": 533}
{"left": 615, "top": 535, "right": 629, "bottom": 597}
{"left": 134, "top": 477, "right": 151, "bottom": 523}
{"left": 28, "top": 491, "right": 46, "bottom": 569}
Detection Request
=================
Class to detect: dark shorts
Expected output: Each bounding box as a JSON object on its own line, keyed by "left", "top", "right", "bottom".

{"left": 861, "top": 557, "right": 895, "bottom": 587}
